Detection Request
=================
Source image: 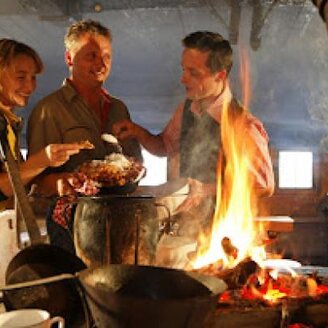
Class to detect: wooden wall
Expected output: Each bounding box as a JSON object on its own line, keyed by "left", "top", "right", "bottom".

{"left": 258, "top": 151, "right": 328, "bottom": 218}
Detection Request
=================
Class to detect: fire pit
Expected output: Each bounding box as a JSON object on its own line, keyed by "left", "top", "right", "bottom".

{"left": 210, "top": 265, "right": 328, "bottom": 328}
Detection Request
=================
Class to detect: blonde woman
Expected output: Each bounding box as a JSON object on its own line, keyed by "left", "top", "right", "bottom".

{"left": 0, "top": 38, "right": 85, "bottom": 209}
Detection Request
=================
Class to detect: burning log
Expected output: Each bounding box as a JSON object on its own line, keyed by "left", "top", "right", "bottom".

{"left": 196, "top": 257, "right": 260, "bottom": 290}
{"left": 216, "top": 257, "right": 260, "bottom": 289}
{"left": 215, "top": 268, "right": 328, "bottom": 328}
{"left": 221, "top": 237, "right": 238, "bottom": 260}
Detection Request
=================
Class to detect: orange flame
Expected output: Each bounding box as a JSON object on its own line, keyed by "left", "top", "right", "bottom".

{"left": 240, "top": 47, "right": 250, "bottom": 108}
{"left": 192, "top": 49, "right": 266, "bottom": 269}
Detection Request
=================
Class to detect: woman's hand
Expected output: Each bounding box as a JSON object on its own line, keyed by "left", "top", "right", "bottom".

{"left": 39, "top": 143, "right": 85, "bottom": 168}
{"left": 44, "top": 144, "right": 80, "bottom": 167}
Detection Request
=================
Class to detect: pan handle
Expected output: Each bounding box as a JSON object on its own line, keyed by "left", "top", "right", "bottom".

{"left": 0, "top": 273, "right": 75, "bottom": 291}
{"left": 1, "top": 273, "right": 95, "bottom": 327}
{"left": 155, "top": 202, "right": 179, "bottom": 237}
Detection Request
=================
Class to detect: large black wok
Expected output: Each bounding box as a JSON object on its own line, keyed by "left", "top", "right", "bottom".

{"left": 2, "top": 264, "right": 227, "bottom": 328}
{"left": 81, "top": 264, "right": 226, "bottom": 328}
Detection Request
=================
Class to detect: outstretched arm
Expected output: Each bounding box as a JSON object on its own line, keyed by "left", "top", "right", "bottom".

{"left": 0, "top": 143, "right": 84, "bottom": 197}
{"left": 113, "top": 120, "right": 167, "bottom": 157}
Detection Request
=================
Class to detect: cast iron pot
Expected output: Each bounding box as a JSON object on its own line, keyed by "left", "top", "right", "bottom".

{"left": 1, "top": 264, "right": 227, "bottom": 328}
{"left": 74, "top": 194, "right": 170, "bottom": 267}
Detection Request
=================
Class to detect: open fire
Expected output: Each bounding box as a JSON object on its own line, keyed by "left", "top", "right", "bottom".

{"left": 215, "top": 266, "right": 328, "bottom": 328}
{"left": 219, "top": 266, "right": 328, "bottom": 304}
{"left": 191, "top": 52, "right": 268, "bottom": 271}
{"left": 185, "top": 54, "right": 328, "bottom": 327}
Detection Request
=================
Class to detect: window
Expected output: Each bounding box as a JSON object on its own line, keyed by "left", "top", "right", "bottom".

{"left": 278, "top": 151, "right": 313, "bottom": 189}
{"left": 139, "top": 148, "right": 167, "bottom": 186}
{"left": 21, "top": 148, "right": 27, "bottom": 160}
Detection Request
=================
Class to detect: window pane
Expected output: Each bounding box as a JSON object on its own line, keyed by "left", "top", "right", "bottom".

{"left": 278, "top": 151, "right": 313, "bottom": 189}
{"left": 139, "top": 148, "right": 167, "bottom": 186}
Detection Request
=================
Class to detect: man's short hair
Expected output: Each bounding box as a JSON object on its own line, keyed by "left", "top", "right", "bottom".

{"left": 182, "top": 31, "right": 233, "bottom": 74}
{"left": 0, "top": 38, "right": 43, "bottom": 74}
{"left": 64, "top": 19, "right": 112, "bottom": 51}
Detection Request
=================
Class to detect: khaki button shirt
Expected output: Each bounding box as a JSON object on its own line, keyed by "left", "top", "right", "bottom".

{"left": 27, "top": 79, "right": 142, "bottom": 173}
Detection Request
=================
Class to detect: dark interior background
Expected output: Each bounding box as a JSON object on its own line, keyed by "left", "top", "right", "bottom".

{"left": 1, "top": 0, "right": 328, "bottom": 265}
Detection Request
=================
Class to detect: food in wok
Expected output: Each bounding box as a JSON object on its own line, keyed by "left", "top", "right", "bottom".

{"left": 76, "top": 153, "right": 145, "bottom": 193}
{"left": 77, "top": 139, "right": 95, "bottom": 149}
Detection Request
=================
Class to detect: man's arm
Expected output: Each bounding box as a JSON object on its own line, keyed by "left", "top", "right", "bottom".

{"left": 108, "top": 98, "right": 145, "bottom": 162}
{"left": 112, "top": 102, "right": 185, "bottom": 158}
{"left": 243, "top": 116, "right": 275, "bottom": 197}
{"left": 113, "top": 120, "right": 167, "bottom": 156}
{"left": 30, "top": 172, "right": 73, "bottom": 196}
{"left": 27, "top": 101, "right": 76, "bottom": 196}
{"left": 27, "top": 99, "right": 63, "bottom": 195}
{"left": 27, "top": 101, "right": 62, "bottom": 156}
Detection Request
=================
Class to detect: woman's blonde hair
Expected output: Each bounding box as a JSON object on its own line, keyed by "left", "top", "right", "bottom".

{"left": 0, "top": 38, "right": 43, "bottom": 74}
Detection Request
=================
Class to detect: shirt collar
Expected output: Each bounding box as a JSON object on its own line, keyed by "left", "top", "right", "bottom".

{"left": 61, "top": 78, "right": 112, "bottom": 104}
{"left": 190, "top": 84, "right": 232, "bottom": 124}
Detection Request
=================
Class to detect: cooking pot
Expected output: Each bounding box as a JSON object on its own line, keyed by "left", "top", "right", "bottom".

{"left": 74, "top": 194, "right": 170, "bottom": 267}
{"left": 3, "top": 244, "right": 87, "bottom": 327}
{"left": 1, "top": 264, "right": 227, "bottom": 328}
{"left": 81, "top": 264, "right": 226, "bottom": 328}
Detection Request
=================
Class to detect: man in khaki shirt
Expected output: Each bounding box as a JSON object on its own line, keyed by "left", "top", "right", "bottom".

{"left": 27, "top": 19, "right": 142, "bottom": 253}
{"left": 28, "top": 19, "right": 142, "bottom": 197}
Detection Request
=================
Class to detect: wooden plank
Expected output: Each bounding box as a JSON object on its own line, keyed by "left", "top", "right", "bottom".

{"left": 213, "top": 307, "right": 280, "bottom": 328}
{"left": 254, "top": 216, "right": 294, "bottom": 232}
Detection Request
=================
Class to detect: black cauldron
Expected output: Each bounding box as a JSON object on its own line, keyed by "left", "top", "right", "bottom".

{"left": 74, "top": 195, "right": 168, "bottom": 267}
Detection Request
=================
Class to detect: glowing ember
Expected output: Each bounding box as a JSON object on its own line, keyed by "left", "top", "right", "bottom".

{"left": 217, "top": 267, "right": 328, "bottom": 306}
{"left": 263, "top": 289, "right": 287, "bottom": 302}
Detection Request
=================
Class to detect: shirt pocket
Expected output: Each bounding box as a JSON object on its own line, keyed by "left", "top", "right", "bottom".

{"left": 62, "top": 125, "right": 95, "bottom": 144}
{"left": 62, "top": 125, "right": 107, "bottom": 165}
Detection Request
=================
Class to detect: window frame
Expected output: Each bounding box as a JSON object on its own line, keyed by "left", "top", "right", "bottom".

{"left": 274, "top": 147, "right": 319, "bottom": 194}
